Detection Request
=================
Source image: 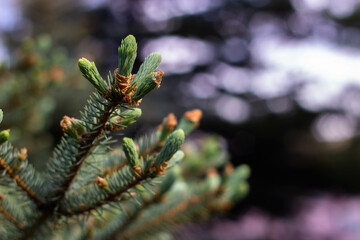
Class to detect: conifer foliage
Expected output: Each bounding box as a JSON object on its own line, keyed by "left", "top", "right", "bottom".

{"left": 0, "top": 35, "right": 250, "bottom": 240}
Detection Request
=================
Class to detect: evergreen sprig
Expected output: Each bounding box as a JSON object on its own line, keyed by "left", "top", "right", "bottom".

{"left": 0, "top": 35, "right": 250, "bottom": 240}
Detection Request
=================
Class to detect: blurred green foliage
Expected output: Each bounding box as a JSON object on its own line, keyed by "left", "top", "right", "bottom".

{"left": 0, "top": 35, "right": 84, "bottom": 166}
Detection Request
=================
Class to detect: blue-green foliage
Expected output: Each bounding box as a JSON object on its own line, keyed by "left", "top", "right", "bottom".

{"left": 0, "top": 35, "right": 250, "bottom": 240}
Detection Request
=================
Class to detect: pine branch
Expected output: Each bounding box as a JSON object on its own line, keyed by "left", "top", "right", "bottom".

{"left": 139, "top": 110, "right": 201, "bottom": 159}
{"left": 118, "top": 190, "right": 217, "bottom": 240}
{"left": 59, "top": 164, "right": 152, "bottom": 216}
{"left": 0, "top": 35, "right": 249, "bottom": 240}
{"left": 58, "top": 101, "right": 118, "bottom": 199}
{"left": 88, "top": 171, "right": 177, "bottom": 240}
{"left": 0, "top": 194, "right": 23, "bottom": 229}
{"left": 97, "top": 130, "right": 159, "bottom": 178}
{"left": 44, "top": 93, "right": 124, "bottom": 202}
{"left": 90, "top": 196, "right": 156, "bottom": 240}
{"left": 96, "top": 148, "right": 127, "bottom": 178}
{"left": 138, "top": 131, "right": 163, "bottom": 159}
{"left": 60, "top": 127, "right": 184, "bottom": 217}
{"left": 0, "top": 157, "right": 44, "bottom": 205}
{"left": 114, "top": 165, "right": 249, "bottom": 240}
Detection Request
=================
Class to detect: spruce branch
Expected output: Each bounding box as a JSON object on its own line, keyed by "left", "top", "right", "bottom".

{"left": 99, "top": 149, "right": 127, "bottom": 178}
{"left": 34, "top": 34, "right": 165, "bottom": 238}
{"left": 113, "top": 172, "right": 178, "bottom": 235}
{"left": 59, "top": 166, "right": 150, "bottom": 216}
{"left": 60, "top": 130, "right": 184, "bottom": 217}
{"left": 101, "top": 110, "right": 198, "bottom": 179}
{"left": 0, "top": 34, "right": 250, "bottom": 240}
{"left": 87, "top": 171, "right": 178, "bottom": 240}
{"left": 139, "top": 109, "right": 201, "bottom": 158}
{"left": 137, "top": 113, "right": 178, "bottom": 158}
{"left": 113, "top": 158, "right": 249, "bottom": 240}
{"left": 45, "top": 98, "right": 118, "bottom": 201}
{"left": 59, "top": 101, "right": 117, "bottom": 193}
{"left": 60, "top": 155, "right": 162, "bottom": 216}
{"left": 0, "top": 154, "right": 44, "bottom": 205}
{"left": 118, "top": 190, "right": 216, "bottom": 240}
{"left": 0, "top": 194, "right": 23, "bottom": 229}
{"left": 97, "top": 112, "right": 181, "bottom": 183}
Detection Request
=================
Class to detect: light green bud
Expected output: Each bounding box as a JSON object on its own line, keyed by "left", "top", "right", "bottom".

{"left": 60, "top": 116, "right": 86, "bottom": 139}
{"left": 78, "top": 58, "right": 108, "bottom": 94}
{"left": 226, "top": 182, "right": 249, "bottom": 202}
{"left": 131, "top": 52, "right": 162, "bottom": 87}
{"left": 132, "top": 71, "right": 163, "bottom": 102}
{"left": 207, "top": 169, "right": 221, "bottom": 191}
{"left": 122, "top": 137, "right": 139, "bottom": 167}
{"left": 0, "top": 130, "right": 10, "bottom": 145}
{"left": 118, "top": 108, "right": 142, "bottom": 127}
{"left": 155, "top": 129, "right": 185, "bottom": 166}
{"left": 233, "top": 164, "right": 251, "bottom": 181}
{"left": 176, "top": 109, "right": 202, "bottom": 135}
{"left": 118, "top": 35, "right": 137, "bottom": 77}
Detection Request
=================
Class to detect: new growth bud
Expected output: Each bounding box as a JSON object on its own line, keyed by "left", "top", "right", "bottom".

{"left": 122, "top": 137, "right": 140, "bottom": 168}
{"left": 0, "top": 130, "right": 10, "bottom": 145}
{"left": 207, "top": 168, "right": 221, "bottom": 191}
{"left": 223, "top": 164, "right": 251, "bottom": 203}
{"left": 131, "top": 52, "right": 162, "bottom": 87}
{"left": 177, "top": 109, "right": 203, "bottom": 134}
{"left": 118, "top": 108, "right": 142, "bottom": 127}
{"left": 96, "top": 177, "right": 109, "bottom": 189}
{"left": 78, "top": 58, "right": 108, "bottom": 94}
{"left": 113, "top": 37, "right": 162, "bottom": 105}
{"left": 158, "top": 113, "right": 178, "bottom": 142}
{"left": 155, "top": 129, "right": 185, "bottom": 166}
{"left": 132, "top": 71, "right": 163, "bottom": 102}
{"left": 60, "top": 116, "right": 86, "bottom": 139}
{"left": 226, "top": 182, "right": 249, "bottom": 203}
{"left": 0, "top": 109, "right": 9, "bottom": 146}
{"left": 233, "top": 164, "right": 251, "bottom": 181}
{"left": 118, "top": 35, "right": 137, "bottom": 77}
{"left": 18, "top": 148, "right": 28, "bottom": 161}
{"left": 107, "top": 108, "right": 141, "bottom": 131}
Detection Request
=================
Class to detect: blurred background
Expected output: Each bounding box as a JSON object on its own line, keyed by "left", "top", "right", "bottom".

{"left": 2, "top": 0, "right": 360, "bottom": 239}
